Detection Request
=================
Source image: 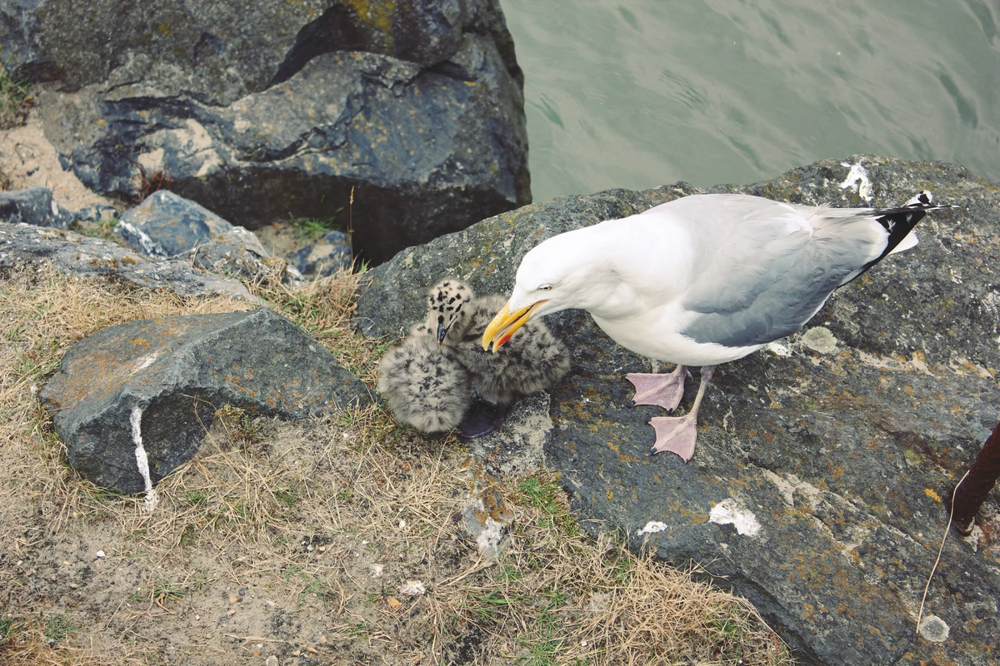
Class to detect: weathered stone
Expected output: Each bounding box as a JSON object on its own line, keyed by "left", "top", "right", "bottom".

{"left": 114, "top": 190, "right": 235, "bottom": 258}
{"left": 0, "top": 221, "right": 253, "bottom": 300}
{"left": 0, "top": 186, "right": 76, "bottom": 229}
{"left": 75, "top": 204, "right": 118, "bottom": 224}
{"left": 355, "top": 155, "right": 1000, "bottom": 665}
{"left": 189, "top": 226, "right": 293, "bottom": 284}
{"left": 40, "top": 308, "right": 373, "bottom": 494}
{"left": 290, "top": 230, "right": 352, "bottom": 277}
{"left": 8, "top": 0, "right": 529, "bottom": 264}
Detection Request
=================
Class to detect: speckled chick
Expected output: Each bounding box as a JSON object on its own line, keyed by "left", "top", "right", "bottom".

{"left": 376, "top": 336, "right": 471, "bottom": 433}
{"left": 428, "top": 280, "right": 570, "bottom": 405}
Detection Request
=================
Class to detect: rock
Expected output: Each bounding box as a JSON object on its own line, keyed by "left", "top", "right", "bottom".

{"left": 355, "top": 155, "right": 1000, "bottom": 665}
{"left": 40, "top": 308, "right": 373, "bottom": 494}
{"left": 0, "top": 222, "right": 253, "bottom": 300}
{"left": 110, "top": 190, "right": 293, "bottom": 283}
{"left": 114, "top": 190, "right": 235, "bottom": 258}
{"left": 0, "top": 187, "right": 77, "bottom": 230}
{"left": 75, "top": 204, "right": 118, "bottom": 224}
{"left": 11, "top": 0, "right": 529, "bottom": 264}
{"left": 290, "top": 230, "right": 353, "bottom": 277}
{"left": 189, "top": 227, "right": 292, "bottom": 284}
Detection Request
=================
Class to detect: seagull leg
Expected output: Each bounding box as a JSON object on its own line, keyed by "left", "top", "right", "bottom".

{"left": 648, "top": 366, "right": 716, "bottom": 462}
{"left": 627, "top": 364, "right": 691, "bottom": 411}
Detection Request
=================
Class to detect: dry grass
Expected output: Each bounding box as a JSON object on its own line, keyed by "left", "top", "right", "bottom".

{"left": 251, "top": 271, "right": 392, "bottom": 386}
{"left": 0, "top": 262, "right": 792, "bottom": 665}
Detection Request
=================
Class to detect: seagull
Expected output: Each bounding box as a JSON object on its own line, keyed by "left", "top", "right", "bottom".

{"left": 481, "top": 192, "right": 952, "bottom": 462}
{"left": 428, "top": 280, "right": 570, "bottom": 437}
{"left": 377, "top": 280, "right": 569, "bottom": 438}
{"left": 376, "top": 335, "right": 472, "bottom": 434}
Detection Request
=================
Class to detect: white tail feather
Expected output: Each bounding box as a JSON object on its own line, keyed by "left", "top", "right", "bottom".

{"left": 889, "top": 230, "right": 919, "bottom": 255}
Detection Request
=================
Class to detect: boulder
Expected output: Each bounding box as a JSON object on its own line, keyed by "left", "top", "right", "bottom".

{"left": 40, "top": 307, "right": 373, "bottom": 494}
{"left": 189, "top": 227, "right": 294, "bottom": 283}
{"left": 108, "top": 190, "right": 295, "bottom": 284}
{"left": 5, "top": 0, "right": 530, "bottom": 264}
{"left": 113, "top": 190, "right": 235, "bottom": 258}
{"left": 0, "top": 221, "right": 253, "bottom": 300}
{"left": 355, "top": 155, "right": 1000, "bottom": 666}
{"left": 290, "top": 229, "right": 353, "bottom": 277}
{"left": 0, "top": 186, "right": 77, "bottom": 229}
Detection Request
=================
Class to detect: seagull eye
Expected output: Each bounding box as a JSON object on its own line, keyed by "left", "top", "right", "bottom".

{"left": 539, "top": 284, "right": 553, "bottom": 291}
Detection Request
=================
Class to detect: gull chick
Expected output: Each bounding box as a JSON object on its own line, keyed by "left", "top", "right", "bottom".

{"left": 428, "top": 280, "right": 570, "bottom": 437}
{"left": 376, "top": 336, "right": 471, "bottom": 434}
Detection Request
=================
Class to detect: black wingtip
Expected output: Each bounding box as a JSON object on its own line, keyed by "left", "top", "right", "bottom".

{"left": 862, "top": 191, "right": 954, "bottom": 272}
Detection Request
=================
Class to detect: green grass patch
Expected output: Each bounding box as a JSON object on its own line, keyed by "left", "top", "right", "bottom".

{"left": 288, "top": 215, "right": 342, "bottom": 242}
{"left": 0, "top": 60, "right": 31, "bottom": 130}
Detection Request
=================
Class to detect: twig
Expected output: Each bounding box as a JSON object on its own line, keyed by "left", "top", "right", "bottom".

{"left": 916, "top": 469, "right": 968, "bottom": 635}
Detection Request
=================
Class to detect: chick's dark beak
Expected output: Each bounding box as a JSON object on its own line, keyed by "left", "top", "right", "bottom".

{"left": 436, "top": 321, "right": 449, "bottom": 345}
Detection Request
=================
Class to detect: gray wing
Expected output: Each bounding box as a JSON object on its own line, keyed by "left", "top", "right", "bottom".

{"left": 673, "top": 195, "right": 880, "bottom": 348}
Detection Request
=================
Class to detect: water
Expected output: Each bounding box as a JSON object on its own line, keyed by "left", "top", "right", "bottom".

{"left": 500, "top": 0, "right": 1000, "bottom": 202}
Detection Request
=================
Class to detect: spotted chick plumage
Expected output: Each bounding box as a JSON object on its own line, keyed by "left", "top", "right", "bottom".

{"left": 376, "top": 336, "right": 471, "bottom": 433}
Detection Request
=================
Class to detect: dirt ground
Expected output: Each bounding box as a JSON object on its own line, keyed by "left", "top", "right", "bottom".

{"left": 0, "top": 114, "right": 116, "bottom": 212}
{"left": 0, "top": 266, "right": 792, "bottom": 666}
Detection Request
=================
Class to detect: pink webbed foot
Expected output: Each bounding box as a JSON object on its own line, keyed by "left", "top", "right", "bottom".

{"left": 648, "top": 414, "right": 698, "bottom": 462}
{"left": 627, "top": 365, "right": 691, "bottom": 411}
{"left": 642, "top": 365, "right": 715, "bottom": 463}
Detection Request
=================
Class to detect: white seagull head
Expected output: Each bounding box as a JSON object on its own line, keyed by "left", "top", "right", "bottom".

{"left": 482, "top": 227, "right": 627, "bottom": 351}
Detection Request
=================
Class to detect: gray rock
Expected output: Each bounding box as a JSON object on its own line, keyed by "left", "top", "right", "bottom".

{"left": 355, "top": 155, "right": 1000, "bottom": 666}
{"left": 290, "top": 230, "right": 353, "bottom": 277}
{"left": 13, "top": 0, "right": 529, "bottom": 264}
{"left": 189, "top": 226, "right": 292, "bottom": 284}
{"left": 0, "top": 221, "right": 253, "bottom": 300}
{"left": 40, "top": 308, "right": 373, "bottom": 494}
{"left": 0, "top": 186, "right": 77, "bottom": 230}
{"left": 114, "top": 190, "right": 235, "bottom": 258}
{"left": 75, "top": 204, "right": 118, "bottom": 224}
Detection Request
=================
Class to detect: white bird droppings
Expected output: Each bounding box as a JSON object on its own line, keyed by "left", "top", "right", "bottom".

{"left": 709, "top": 498, "right": 761, "bottom": 536}
{"left": 918, "top": 615, "right": 950, "bottom": 642}
{"left": 130, "top": 405, "right": 159, "bottom": 513}
{"left": 839, "top": 162, "right": 873, "bottom": 202}
{"left": 476, "top": 516, "right": 506, "bottom": 555}
{"left": 637, "top": 521, "right": 669, "bottom": 536}
{"left": 800, "top": 326, "right": 838, "bottom": 355}
{"left": 399, "top": 580, "right": 426, "bottom": 596}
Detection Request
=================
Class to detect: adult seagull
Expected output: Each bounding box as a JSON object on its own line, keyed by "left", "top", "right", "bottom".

{"left": 481, "top": 192, "right": 952, "bottom": 462}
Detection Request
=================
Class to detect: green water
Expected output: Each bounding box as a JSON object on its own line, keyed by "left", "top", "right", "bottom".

{"left": 501, "top": 0, "right": 1000, "bottom": 202}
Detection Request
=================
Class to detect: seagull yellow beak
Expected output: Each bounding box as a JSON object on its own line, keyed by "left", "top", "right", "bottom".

{"left": 481, "top": 300, "right": 548, "bottom": 352}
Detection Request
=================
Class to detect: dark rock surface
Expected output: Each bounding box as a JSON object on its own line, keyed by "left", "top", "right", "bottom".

{"left": 356, "top": 155, "right": 1000, "bottom": 665}
{"left": 0, "top": 222, "right": 253, "bottom": 299}
{"left": 114, "top": 190, "right": 235, "bottom": 258}
{"left": 7, "top": 0, "right": 530, "bottom": 264}
{"left": 189, "top": 227, "right": 294, "bottom": 283}
{"left": 290, "top": 230, "right": 353, "bottom": 277}
{"left": 108, "top": 190, "right": 294, "bottom": 284}
{"left": 0, "top": 186, "right": 77, "bottom": 229}
{"left": 40, "top": 308, "right": 373, "bottom": 494}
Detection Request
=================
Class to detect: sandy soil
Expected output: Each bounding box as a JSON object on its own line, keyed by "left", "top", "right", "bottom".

{"left": 0, "top": 112, "right": 117, "bottom": 211}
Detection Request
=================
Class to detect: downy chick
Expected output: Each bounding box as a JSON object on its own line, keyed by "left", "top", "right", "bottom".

{"left": 428, "top": 280, "right": 570, "bottom": 436}
{"left": 376, "top": 336, "right": 471, "bottom": 433}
